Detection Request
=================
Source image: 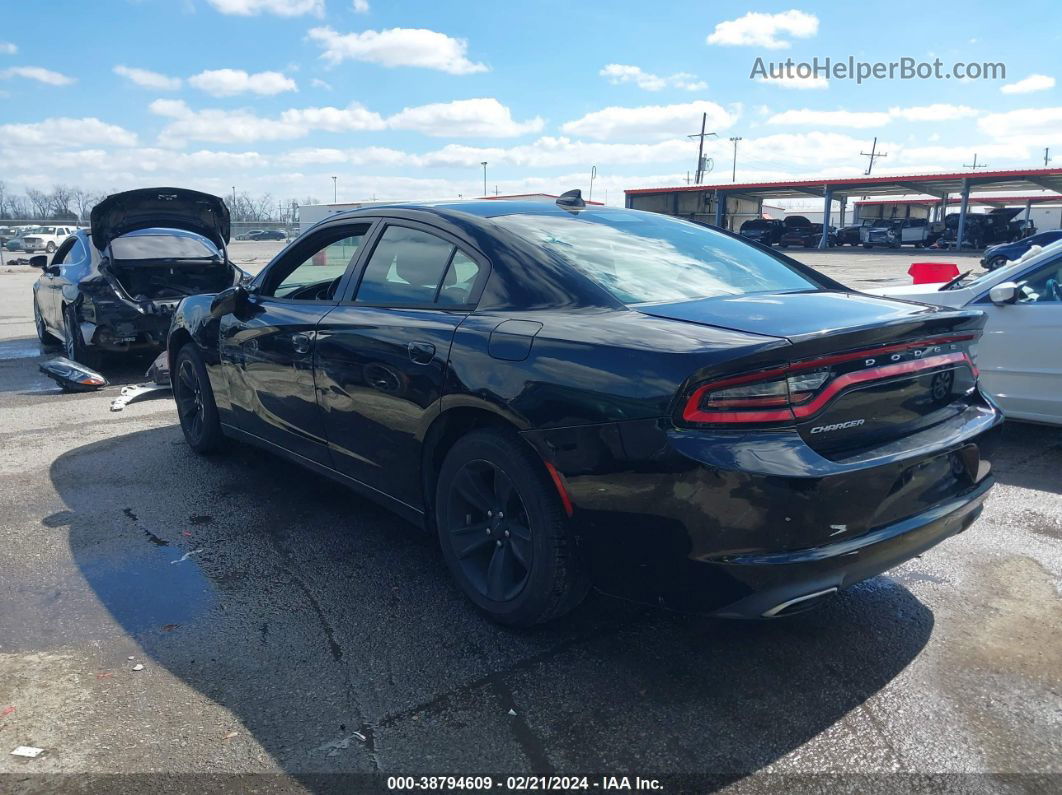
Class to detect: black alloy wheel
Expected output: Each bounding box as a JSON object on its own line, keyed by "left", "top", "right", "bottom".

{"left": 63, "top": 305, "right": 99, "bottom": 368}
{"left": 34, "top": 299, "right": 58, "bottom": 346}
{"left": 989, "top": 255, "right": 1008, "bottom": 270}
{"left": 445, "top": 459, "right": 534, "bottom": 602}
{"left": 174, "top": 344, "right": 224, "bottom": 453}
{"left": 436, "top": 429, "right": 589, "bottom": 626}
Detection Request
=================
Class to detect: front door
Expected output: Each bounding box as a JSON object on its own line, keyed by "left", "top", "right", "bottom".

{"left": 315, "top": 221, "right": 487, "bottom": 509}
{"left": 220, "top": 222, "right": 372, "bottom": 463}
{"left": 976, "top": 255, "right": 1062, "bottom": 424}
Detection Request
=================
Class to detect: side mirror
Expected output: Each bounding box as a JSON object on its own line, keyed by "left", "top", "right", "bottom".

{"left": 29, "top": 255, "right": 48, "bottom": 268}
{"left": 210, "top": 284, "right": 250, "bottom": 318}
{"left": 988, "top": 282, "right": 1018, "bottom": 305}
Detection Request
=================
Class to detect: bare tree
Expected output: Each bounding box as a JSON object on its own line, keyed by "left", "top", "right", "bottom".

{"left": 26, "top": 188, "right": 51, "bottom": 219}
{"left": 71, "top": 187, "right": 103, "bottom": 224}
{"left": 7, "top": 194, "right": 30, "bottom": 219}
{"left": 49, "top": 185, "right": 76, "bottom": 220}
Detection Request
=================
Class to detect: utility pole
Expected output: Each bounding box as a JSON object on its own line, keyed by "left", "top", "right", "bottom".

{"left": 589, "top": 165, "right": 597, "bottom": 203}
{"left": 481, "top": 162, "right": 488, "bottom": 196}
{"left": 687, "top": 112, "right": 717, "bottom": 184}
{"left": 963, "top": 154, "right": 988, "bottom": 171}
{"left": 860, "top": 137, "right": 887, "bottom": 175}
{"left": 331, "top": 176, "right": 337, "bottom": 203}
{"left": 1045, "top": 147, "right": 1052, "bottom": 167}
{"left": 728, "top": 137, "right": 742, "bottom": 183}
{"left": 232, "top": 186, "right": 236, "bottom": 206}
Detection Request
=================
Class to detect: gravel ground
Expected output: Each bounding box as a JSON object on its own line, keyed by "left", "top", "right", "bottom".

{"left": 0, "top": 247, "right": 1058, "bottom": 793}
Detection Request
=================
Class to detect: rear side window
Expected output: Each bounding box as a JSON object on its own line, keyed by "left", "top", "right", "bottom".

{"left": 356, "top": 225, "right": 470, "bottom": 306}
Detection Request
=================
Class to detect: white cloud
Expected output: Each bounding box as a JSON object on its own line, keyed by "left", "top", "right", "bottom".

{"left": 0, "top": 66, "right": 75, "bottom": 86}
{"left": 767, "top": 109, "right": 889, "bottom": 128}
{"left": 151, "top": 99, "right": 308, "bottom": 146}
{"left": 0, "top": 117, "right": 137, "bottom": 147}
{"left": 768, "top": 104, "right": 979, "bottom": 128}
{"left": 599, "top": 64, "right": 706, "bottom": 92}
{"left": 280, "top": 103, "right": 386, "bottom": 132}
{"left": 1000, "top": 74, "right": 1055, "bottom": 95}
{"left": 308, "top": 26, "right": 488, "bottom": 74}
{"left": 189, "top": 69, "right": 297, "bottom": 96}
{"left": 0, "top": 42, "right": 16, "bottom": 55}
{"left": 388, "top": 98, "right": 543, "bottom": 138}
{"left": 113, "top": 65, "right": 182, "bottom": 90}
{"left": 352, "top": 0, "right": 370, "bottom": 12}
{"left": 205, "top": 0, "right": 323, "bottom": 16}
{"left": 888, "top": 104, "right": 979, "bottom": 121}
{"left": 707, "top": 10, "right": 819, "bottom": 49}
{"left": 310, "top": 78, "right": 333, "bottom": 90}
{"left": 755, "top": 74, "right": 828, "bottom": 90}
{"left": 560, "top": 100, "right": 736, "bottom": 142}
{"left": 978, "top": 106, "right": 1062, "bottom": 146}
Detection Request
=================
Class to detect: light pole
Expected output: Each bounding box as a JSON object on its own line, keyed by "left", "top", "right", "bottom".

{"left": 232, "top": 186, "right": 236, "bottom": 206}
{"left": 331, "top": 176, "right": 337, "bottom": 203}
{"left": 589, "top": 165, "right": 597, "bottom": 203}
{"left": 481, "top": 162, "right": 488, "bottom": 196}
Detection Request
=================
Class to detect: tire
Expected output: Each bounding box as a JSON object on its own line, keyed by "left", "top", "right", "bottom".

{"left": 46, "top": 242, "right": 56, "bottom": 254}
{"left": 174, "top": 343, "right": 225, "bottom": 454}
{"left": 435, "top": 429, "right": 589, "bottom": 626}
{"left": 63, "top": 305, "right": 99, "bottom": 369}
{"left": 34, "top": 298, "right": 60, "bottom": 346}
{"left": 989, "top": 256, "right": 1008, "bottom": 270}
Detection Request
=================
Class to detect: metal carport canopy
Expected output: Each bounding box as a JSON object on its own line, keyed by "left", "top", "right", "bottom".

{"left": 624, "top": 167, "right": 1062, "bottom": 201}
{"left": 624, "top": 167, "right": 1062, "bottom": 249}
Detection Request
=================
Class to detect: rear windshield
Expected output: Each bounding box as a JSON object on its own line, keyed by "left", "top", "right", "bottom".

{"left": 112, "top": 234, "right": 219, "bottom": 260}
{"left": 492, "top": 211, "right": 820, "bottom": 304}
{"left": 741, "top": 220, "right": 772, "bottom": 230}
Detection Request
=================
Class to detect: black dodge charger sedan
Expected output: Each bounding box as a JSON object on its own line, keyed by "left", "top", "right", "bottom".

{"left": 167, "top": 190, "right": 1002, "bottom": 626}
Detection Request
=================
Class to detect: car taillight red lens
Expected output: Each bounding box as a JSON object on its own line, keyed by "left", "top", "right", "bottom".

{"left": 683, "top": 368, "right": 831, "bottom": 424}
{"left": 682, "top": 335, "right": 978, "bottom": 426}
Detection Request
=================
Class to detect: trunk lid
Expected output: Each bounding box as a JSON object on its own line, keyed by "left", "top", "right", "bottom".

{"left": 90, "top": 187, "right": 231, "bottom": 252}
{"left": 645, "top": 291, "right": 986, "bottom": 455}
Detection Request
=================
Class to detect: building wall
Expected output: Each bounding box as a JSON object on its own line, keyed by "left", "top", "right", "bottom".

{"left": 626, "top": 191, "right": 762, "bottom": 230}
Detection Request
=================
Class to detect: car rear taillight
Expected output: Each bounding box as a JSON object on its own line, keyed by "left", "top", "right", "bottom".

{"left": 681, "top": 335, "right": 978, "bottom": 426}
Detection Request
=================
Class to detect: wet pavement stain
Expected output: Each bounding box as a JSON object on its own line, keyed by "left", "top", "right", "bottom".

{"left": 77, "top": 540, "right": 217, "bottom": 637}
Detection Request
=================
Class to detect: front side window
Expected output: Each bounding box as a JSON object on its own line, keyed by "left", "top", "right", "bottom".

{"left": 492, "top": 211, "right": 820, "bottom": 305}
{"left": 355, "top": 225, "right": 458, "bottom": 306}
{"left": 264, "top": 224, "right": 369, "bottom": 299}
{"left": 1016, "top": 257, "right": 1062, "bottom": 303}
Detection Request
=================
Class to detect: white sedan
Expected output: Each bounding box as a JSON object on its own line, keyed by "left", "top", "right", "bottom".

{"left": 869, "top": 241, "right": 1062, "bottom": 426}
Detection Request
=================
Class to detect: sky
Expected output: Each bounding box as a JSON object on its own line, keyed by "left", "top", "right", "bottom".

{"left": 0, "top": 0, "right": 1059, "bottom": 206}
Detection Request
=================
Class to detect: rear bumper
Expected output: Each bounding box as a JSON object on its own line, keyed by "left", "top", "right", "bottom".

{"left": 525, "top": 401, "right": 1002, "bottom": 616}
{"left": 708, "top": 476, "right": 990, "bottom": 618}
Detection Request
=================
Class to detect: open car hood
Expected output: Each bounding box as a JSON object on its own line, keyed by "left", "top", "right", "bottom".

{"left": 90, "top": 188, "right": 230, "bottom": 252}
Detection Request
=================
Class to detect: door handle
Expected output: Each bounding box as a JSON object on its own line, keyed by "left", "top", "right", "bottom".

{"left": 291, "top": 332, "right": 312, "bottom": 355}
{"left": 407, "top": 341, "right": 435, "bottom": 364}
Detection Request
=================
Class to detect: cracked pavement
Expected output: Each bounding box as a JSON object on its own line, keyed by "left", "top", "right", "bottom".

{"left": 0, "top": 248, "right": 1059, "bottom": 792}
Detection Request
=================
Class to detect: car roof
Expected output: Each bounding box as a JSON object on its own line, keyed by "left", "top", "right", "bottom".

{"left": 324, "top": 199, "right": 631, "bottom": 224}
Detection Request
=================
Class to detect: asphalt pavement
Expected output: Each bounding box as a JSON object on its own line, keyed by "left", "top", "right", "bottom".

{"left": 0, "top": 247, "right": 1058, "bottom": 793}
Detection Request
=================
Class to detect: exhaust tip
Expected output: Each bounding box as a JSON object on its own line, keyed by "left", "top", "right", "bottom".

{"left": 762, "top": 587, "right": 838, "bottom": 618}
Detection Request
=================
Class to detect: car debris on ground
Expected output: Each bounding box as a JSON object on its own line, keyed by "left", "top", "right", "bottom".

{"left": 110, "top": 351, "right": 173, "bottom": 411}
{"left": 10, "top": 746, "right": 45, "bottom": 758}
{"left": 38, "top": 357, "right": 108, "bottom": 392}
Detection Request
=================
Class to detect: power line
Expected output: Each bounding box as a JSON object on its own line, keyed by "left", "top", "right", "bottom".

{"left": 860, "top": 137, "right": 887, "bottom": 175}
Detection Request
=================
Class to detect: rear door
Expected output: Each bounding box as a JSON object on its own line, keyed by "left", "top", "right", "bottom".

{"left": 974, "top": 255, "right": 1062, "bottom": 423}
{"left": 315, "top": 220, "right": 488, "bottom": 509}
{"left": 220, "top": 221, "right": 372, "bottom": 463}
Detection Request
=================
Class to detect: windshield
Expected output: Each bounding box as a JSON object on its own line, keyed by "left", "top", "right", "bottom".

{"left": 741, "top": 220, "right": 771, "bottom": 230}
{"left": 493, "top": 211, "right": 820, "bottom": 304}
{"left": 952, "top": 239, "right": 1062, "bottom": 290}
